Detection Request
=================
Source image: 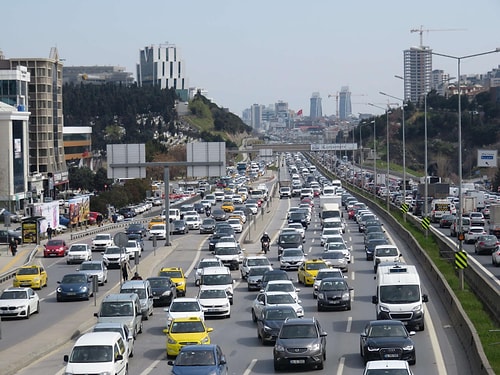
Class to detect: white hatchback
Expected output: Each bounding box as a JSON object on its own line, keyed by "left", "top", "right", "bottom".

{"left": 66, "top": 243, "right": 92, "bottom": 264}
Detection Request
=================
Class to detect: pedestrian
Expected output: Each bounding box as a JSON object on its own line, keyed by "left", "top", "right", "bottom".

{"left": 121, "top": 262, "right": 129, "bottom": 281}
{"left": 131, "top": 272, "right": 143, "bottom": 280}
{"left": 9, "top": 238, "right": 17, "bottom": 256}
{"left": 96, "top": 215, "right": 103, "bottom": 227}
{"left": 46, "top": 225, "right": 53, "bottom": 240}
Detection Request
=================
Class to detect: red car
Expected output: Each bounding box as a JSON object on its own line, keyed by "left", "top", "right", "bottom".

{"left": 43, "top": 239, "right": 69, "bottom": 257}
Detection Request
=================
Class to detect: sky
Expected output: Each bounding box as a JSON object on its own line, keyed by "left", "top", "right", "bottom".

{"left": 2, "top": 0, "right": 499, "bottom": 117}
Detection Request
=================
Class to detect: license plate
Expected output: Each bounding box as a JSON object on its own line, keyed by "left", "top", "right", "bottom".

{"left": 67, "top": 292, "right": 76, "bottom": 295}
{"left": 384, "top": 354, "right": 399, "bottom": 358}
{"left": 290, "top": 359, "right": 305, "bottom": 364}
{"left": 153, "top": 296, "right": 159, "bottom": 299}
{"left": 330, "top": 300, "right": 340, "bottom": 304}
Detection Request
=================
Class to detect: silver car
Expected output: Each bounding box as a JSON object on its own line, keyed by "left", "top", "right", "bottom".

{"left": 77, "top": 260, "right": 108, "bottom": 285}
{"left": 279, "top": 248, "right": 306, "bottom": 270}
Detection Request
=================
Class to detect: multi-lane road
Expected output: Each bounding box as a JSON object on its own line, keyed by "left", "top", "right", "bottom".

{"left": 1, "top": 178, "right": 474, "bottom": 374}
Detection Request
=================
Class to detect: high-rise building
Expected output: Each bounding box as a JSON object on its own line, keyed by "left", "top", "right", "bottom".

{"left": 137, "top": 43, "right": 188, "bottom": 100}
{"left": 430, "top": 69, "right": 451, "bottom": 97}
{"left": 250, "top": 104, "right": 263, "bottom": 130}
{"left": 403, "top": 47, "right": 432, "bottom": 103}
{"left": 338, "top": 86, "right": 352, "bottom": 120}
{"left": 1, "top": 47, "right": 68, "bottom": 201}
{"left": 309, "top": 92, "right": 322, "bottom": 120}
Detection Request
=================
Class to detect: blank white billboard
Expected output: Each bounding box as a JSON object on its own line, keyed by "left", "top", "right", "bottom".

{"left": 107, "top": 144, "right": 146, "bottom": 179}
{"left": 186, "top": 142, "right": 226, "bottom": 178}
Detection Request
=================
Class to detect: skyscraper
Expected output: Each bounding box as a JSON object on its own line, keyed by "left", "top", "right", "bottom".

{"left": 309, "top": 92, "right": 322, "bottom": 120}
{"left": 403, "top": 47, "right": 432, "bottom": 103}
{"left": 338, "top": 86, "right": 352, "bottom": 120}
{"left": 137, "top": 43, "right": 188, "bottom": 100}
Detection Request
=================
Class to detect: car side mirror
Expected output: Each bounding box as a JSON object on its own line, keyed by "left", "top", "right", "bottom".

{"left": 94, "top": 312, "right": 99, "bottom": 317}
{"left": 63, "top": 355, "right": 69, "bottom": 362}
{"left": 371, "top": 296, "right": 378, "bottom": 304}
{"left": 163, "top": 328, "right": 169, "bottom": 334}
{"left": 167, "top": 360, "right": 175, "bottom": 366}
{"left": 422, "top": 294, "right": 429, "bottom": 303}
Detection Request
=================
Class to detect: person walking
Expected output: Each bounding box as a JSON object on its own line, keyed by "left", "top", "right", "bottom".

{"left": 46, "top": 225, "right": 53, "bottom": 240}
{"left": 121, "top": 261, "right": 129, "bottom": 281}
{"left": 9, "top": 238, "right": 17, "bottom": 256}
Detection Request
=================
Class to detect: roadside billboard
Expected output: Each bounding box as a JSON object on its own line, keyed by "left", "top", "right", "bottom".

{"left": 68, "top": 195, "right": 90, "bottom": 226}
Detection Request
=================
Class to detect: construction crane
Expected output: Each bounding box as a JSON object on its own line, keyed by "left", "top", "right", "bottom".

{"left": 410, "top": 25, "right": 466, "bottom": 46}
{"left": 328, "top": 92, "right": 366, "bottom": 120}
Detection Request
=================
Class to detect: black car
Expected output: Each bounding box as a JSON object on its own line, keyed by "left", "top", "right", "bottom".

{"left": 261, "top": 269, "right": 290, "bottom": 289}
{"left": 365, "top": 238, "right": 389, "bottom": 260}
{"left": 193, "top": 202, "right": 205, "bottom": 214}
{"left": 125, "top": 223, "right": 147, "bottom": 237}
{"left": 208, "top": 232, "right": 232, "bottom": 252}
{"left": 439, "top": 214, "right": 456, "bottom": 228}
{"left": 200, "top": 218, "right": 216, "bottom": 234}
{"left": 273, "top": 317, "right": 327, "bottom": 371}
{"left": 118, "top": 207, "right": 136, "bottom": 218}
{"left": 288, "top": 211, "right": 308, "bottom": 228}
{"left": 317, "top": 277, "right": 352, "bottom": 311}
{"left": 0, "top": 229, "right": 22, "bottom": 245}
{"left": 211, "top": 208, "right": 227, "bottom": 221}
{"left": 171, "top": 219, "right": 189, "bottom": 234}
{"left": 360, "top": 320, "right": 416, "bottom": 365}
{"left": 147, "top": 276, "right": 177, "bottom": 306}
{"left": 126, "top": 233, "right": 145, "bottom": 250}
{"left": 256, "top": 305, "right": 298, "bottom": 344}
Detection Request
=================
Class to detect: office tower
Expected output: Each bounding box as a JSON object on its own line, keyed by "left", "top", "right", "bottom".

{"left": 404, "top": 47, "right": 432, "bottom": 103}
{"left": 137, "top": 43, "right": 188, "bottom": 100}
{"left": 338, "top": 86, "right": 352, "bottom": 120}
{"left": 251, "top": 104, "right": 263, "bottom": 130}
{"left": 309, "top": 92, "right": 322, "bottom": 120}
{"left": 3, "top": 47, "right": 68, "bottom": 200}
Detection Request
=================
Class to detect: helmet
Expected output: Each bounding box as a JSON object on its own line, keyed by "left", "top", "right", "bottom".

{"left": 264, "top": 232, "right": 268, "bottom": 235}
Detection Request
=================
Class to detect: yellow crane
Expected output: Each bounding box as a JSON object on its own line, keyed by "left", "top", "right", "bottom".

{"left": 410, "top": 25, "right": 466, "bottom": 46}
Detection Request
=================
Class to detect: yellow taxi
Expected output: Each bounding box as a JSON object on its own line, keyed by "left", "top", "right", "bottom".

{"left": 148, "top": 216, "right": 165, "bottom": 230}
{"left": 297, "top": 259, "right": 329, "bottom": 286}
{"left": 159, "top": 267, "right": 186, "bottom": 296}
{"left": 163, "top": 316, "right": 213, "bottom": 357}
{"left": 221, "top": 201, "right": 235, "bottom": 213}
{"left": 13, "top": 265, "right": 48, "bottom": 289}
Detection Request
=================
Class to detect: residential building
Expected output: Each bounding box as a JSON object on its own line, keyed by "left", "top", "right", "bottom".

{"left": 404, "top": 47, "right": 432, "bottom": 103}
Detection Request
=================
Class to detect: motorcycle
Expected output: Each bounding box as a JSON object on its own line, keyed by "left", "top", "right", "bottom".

{"left": 205, "top": 209, "right": 211, "bottom": 217}
{"left": 261, "top": 240, "right": 270, "bottom": 254}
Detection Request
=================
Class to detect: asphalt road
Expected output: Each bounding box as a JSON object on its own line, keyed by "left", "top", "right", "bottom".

{"left": 2, "top": 183, "right": 474, "bottom": 375}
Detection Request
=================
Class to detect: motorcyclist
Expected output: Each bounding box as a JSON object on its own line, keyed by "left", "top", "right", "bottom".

{"left": 260, "top": 232, "right": 271, "bottom": 253}
{"left": 205, "top": 206, "right": 211, "bottom": 217}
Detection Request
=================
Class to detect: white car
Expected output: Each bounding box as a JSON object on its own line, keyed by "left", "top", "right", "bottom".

{"left": 124, "top": 240, "right": 142, "bottom": 260}
{"left": 0, "top": 287, "right": 40, "bottom": 318}
{"left": 262, "top": 280, "right": 301, "bottom": 303}
{"left": 149, "top": 224, "right": 166, "bottom": 240}
{"left": 251, "top": 291, "right": 304, "bottom": 322}
{"left": 227, "top": 218, "right": 243, "bottom": 233}
{"left": 77, "top": 260, "right": 108, "bottom": 285}
{"left": 465, "top": 226, "right": 487, "bottom": 244}
{"left": 240, "top": 256, "right": 272, "bottom": 279}
{"left": 320, "top": 228, "right": 343, "bottom": 246}
{"left": 101, "top": 246, "right": 129, "bottom": 268}
{"left": 93, "top": 322, "right": 135, "bottom": 358}
{"left": 164, "top": 297, "right": 205, "bottom": 325}
{"left": 287, "top": 222, "right": 306, "bottom": 239}
{"left": 184, "top": 214, "right": 202, "bottom": 230}
{"left": 279, "top": 248, "right": 306, "bottom": 270}
{"left": 492, "top": 247, "right": 500, "bottom": 267}
{"left": 194, "top": 258, "right": 224, "bottom": 286}
{"left": 363, "top": 360, "right": 413, "bottom": 375}
{"left": 232, "top": 210, "right": 247, "bottom": 223}
{"left": 91, "top": 233, "right": 114, "bottom": 252}
{"left": 66, "top": 243, "right": 92, "bottom": 264}
{"left": 197, "top": 286, "right": 231, "bottom": 318}
{"left": 373, "top": 245, "right": 401, "bottom": 272}
{"left": 245, "top": 203, "right": 258, "bottom": 215}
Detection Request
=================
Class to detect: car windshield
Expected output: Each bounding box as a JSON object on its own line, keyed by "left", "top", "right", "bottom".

{"left": 69, "top": 245, "right": 87, "bottom": 252}
{"left": 316, "top": 271, "right": 342, "bottom": 280}
{"left": 170, "top": 321, "right": 205, "bottom": 333}
{"left": 121, "top": 288, "right": 146, "bottom": 299}
{"left": 380, "top": 285, "right": 420, "bottom": 303}
{"left": 175, "top": 349, "right": 215, "bottom": 366}
{"left": 247, "top": 258, "right": 269, "bottom": 267}
{"left": 95, "top": 235, "right": 110, "bottom": 241}
{"left": 323, "top": 252, "right": 344, "bottom": 259}
{"left": 201, "top": 274, "right": 232, "bottom": 285}
{"left": 264, "top": 308, "right": 297, "bottom": 320}
{"left": 249, "top": 267, "right": 270, "bottom": 276}
{"left": 62, "top": 275, "right": 88, "bottom": 283}
{"left": 199, "top": 289, "right": 226, "bottom": 299}
{"left": 215, "top": 247, "right": 238, "bottom": 255}
{"left": 1, "top": 290, "right": 27, "bottom": 299}
{"left": 70, "top": 345, "right": 113, "bottom": 363}
{"left": 199, "top": 261, "right": 220, "bottom": 268}
{"left": 283, "top": 250, "right": 303, "bottom": 257}
{"left": 376, "top": 247, "right": 399, "bottom": 256}
{"left": 326, "top": 243, "right": 347, "bottom": 251}
{"left": 80, "top": 263, "right": 102, "bottom": 271}
{"left": 126, "top": 241, "right": 137, "bottom": 247}
{"left": 17, "top": 268, "right": 39, "bottom": 275}
{"left": 160, "top": 270, "right": 182, "bottom": 278}
{"left": 365, "top": 370, "right": 410, "bottom": 375}
{"left": 148, "top": 278, "right": 171, "bottom": 287}
{"left": 170, "top": 301, "right": 200, "bottom": 312}
{"left": 267, "top": 283, "right": 294, "bottom": 293}
{"left": 105, "top": 247, "right": 122, "bottom": 254}
{"left": 280, "top": 234, "right": 301, "bottom": 243}
{"left": 368, "top": 324, "right": 407, "bottom": 337}
{"left": 267, "top": 294, "right": 295, "bottom": 304}
{"left": 100, "top": 302, "right": 133, "bottom": 317}
{"left": 280, "top": 324, "right": 317, "bottom": 339}
{"left": 305, "top": 263, "right": 327, "bottom": 271}
{"left": 320, "top": 280, "right": 347, "bottom": 291}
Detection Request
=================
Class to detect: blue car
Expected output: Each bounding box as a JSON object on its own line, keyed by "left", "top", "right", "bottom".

{"left": 56, "top": 273, "right": 92, "bottom": 302}
{"left": 168, "top": 344, "right": 228, "bottom": 375}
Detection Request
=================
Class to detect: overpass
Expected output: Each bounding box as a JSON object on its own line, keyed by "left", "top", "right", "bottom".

{"left": 228, "top": 143, "right": 358, "bottom": 153}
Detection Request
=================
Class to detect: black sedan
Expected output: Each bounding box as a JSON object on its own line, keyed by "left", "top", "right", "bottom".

{"left": 365, "top": 238, "right": 389, "bottom": 261}
{"left": 56, "top": 273, "right": 92, "bottom": 302}
{"left": 125, "top": 223, "right": 148, "bottom": 237}
{"left": 256, "top": 305, "right": 298, "bottom": 344}
{"left": 439, "top": 214, "right": 456, "bottom": 228}
{"left": 212, "top": 208, "right": 227, "bottom": 221}
{"left": 317, "top": 277, "right": 352, "bottom": 310}
{"left": 200, "top": 218, "right": 216, "bottom": 234}
{"left": 474, "top": 235, "right": 499, "bottom": 255}
{"left": 147, "top": 276, "right": 177, "bottom": 306}
{"left": 360, "top": 320, "right": 416, "bottom": 365}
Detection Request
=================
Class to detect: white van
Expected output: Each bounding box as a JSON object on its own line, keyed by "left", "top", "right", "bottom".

{"left": 430, "top": 199, "right": 456, "bottom": 223}
{"left": 373, "top": 245, "right": 402, "bottom": 272}
{"left": 372, "top": 264, "right": 428, "bottom": 331}
{"left": 199, "top": 266, "right": 234, "bottom": 304}
{"left": 120, "top": 280, "right": 154, "bottom": 319}
{"left": 64, "top": 332, "right": 128, "bottom": 375}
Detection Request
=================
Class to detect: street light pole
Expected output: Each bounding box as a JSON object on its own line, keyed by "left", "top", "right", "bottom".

{"left": 417, "top": 46, "right": 500, "bottom": 253}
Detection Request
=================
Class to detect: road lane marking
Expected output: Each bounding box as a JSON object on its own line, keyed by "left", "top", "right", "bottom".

{"left": 243, "top": 358, "right": 258, "bottom": 375}
{"left": 425, "top": 306, "right": 448, "bottom": 375}
{"left": 336, "top": 356, "right": 345, "bottom": 375}
{"left": 346, "top": 316, "right": 352, "bottom": 332}
{"left": 308, "top": 246, "right": 312, "bottom": 254}
{"left": 351, "top": 271, "right": 355, "bottom": 281}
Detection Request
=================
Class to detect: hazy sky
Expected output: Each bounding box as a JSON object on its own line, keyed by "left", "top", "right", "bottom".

{"left": 3, "top": 0, "right": 499, "bottom": 117}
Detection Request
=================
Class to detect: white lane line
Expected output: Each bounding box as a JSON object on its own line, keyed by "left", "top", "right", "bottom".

{"left": 308, "top": 246, "right": 312, "bottom": 254}
{"left": 425, "top": 306, "right": 448, "bottom": 375}
{"left": 335, "top": 356, "right": 345, "bottom": 375}
{"left": 346, "top": 316, "right": 352, "bottom": 333}
{"left": 351, "top": 271, "right": 355, "bottom": 281}
{"left": 139, "top": 357, "right": 163, "bottom": 375}
{"left": 185, "top": 238, "right": 207, "bottom": 277}
{"left": 243, "top": 358, "right": 258, "bottom": 375}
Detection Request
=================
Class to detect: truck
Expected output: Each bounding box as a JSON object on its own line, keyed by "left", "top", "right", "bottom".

{"left": 465, "top": 190, "right": 486, "bottom": 211}
{"left": 488, "top": 204, "right": 500, "bottom": 237}
{"left": 461, "top": 196, "right": 477, "bottom": 216}
{"left": 417, "top": 183, "right": 450, "bottom": 200}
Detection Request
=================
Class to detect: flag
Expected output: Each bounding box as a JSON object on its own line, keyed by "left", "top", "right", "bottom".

{"left": 297, "top": 109, "right": 303, "bottom": 116}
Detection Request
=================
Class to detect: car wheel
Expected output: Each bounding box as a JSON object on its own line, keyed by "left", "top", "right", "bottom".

{"left": 274, "top": 361, "right": 282, "bottom": 372}
{"left": 251, "top": 309, "right": 257, "bottom": 322}
{"left": 25, "top": 307, "right": 30, "bottom": 319}
{"left": 138, "top": 322, "right": 143, "bottom": 334}
{"left": 317, "top": 360, "right": 324, "bottom": 370}
{"left": 409, "top": 358, "right": 416, "bottom": 366}
{"left": 36, "top": 301, "right": 40, "bottom": 313}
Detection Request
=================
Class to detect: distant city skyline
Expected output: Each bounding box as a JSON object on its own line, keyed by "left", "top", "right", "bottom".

{"left": 1, "top": 0, "right": 499, "bottom": 117}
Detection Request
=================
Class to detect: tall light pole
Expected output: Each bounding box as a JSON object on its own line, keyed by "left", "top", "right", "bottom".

{"left": 417, "top": 47, "right": 500, "bottom": 253}
{"left": 358, "top": 120, "right": 375, "bottom": 189}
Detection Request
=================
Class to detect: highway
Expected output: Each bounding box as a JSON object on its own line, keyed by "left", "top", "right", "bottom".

{"left": 1, "top": 172, "right": 474, "bottom": 375}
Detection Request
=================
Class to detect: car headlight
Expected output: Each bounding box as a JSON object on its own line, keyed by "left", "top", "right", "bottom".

{"left": 341, "top": 292, "right": 350, "bottom": 301}
{"left": 275, "top": 344, "right": 285, "bottom": 352}
{"left": 162, "top": 290, "right": 172, "bottom": 296}
{"left": 379, "top": 305, "right": 390, "bottom": 313}
{"left": 403, "top": 344, "right": 414, "bottom": 351}
{"left": 318, "top": 293, "right": 325, "bottom": 299}
{"left": 310, "top": 342, "right": 320, "bottom": 350}
{"left": 263, "top": 324, "right": 272, "bottom": 331}
{"left": 81, "top": 286, "right": 88, "bottom": 292}
{"left": 167, "top": 336, "right": 177, "bottom": 344}
{"left": 56, "top": 287, "right": 62, "bottom": 292}
{"left": 412, "top": 304, "right": 422, "bottom": 312}
{"left": 367, "top": 345, "right": 380, "bottom": 352}
{"left": 201, "top": 335, "right": 210, "bottom": 344}
{"left": 296, "top": 307, "right": 304, "bottom": 315}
